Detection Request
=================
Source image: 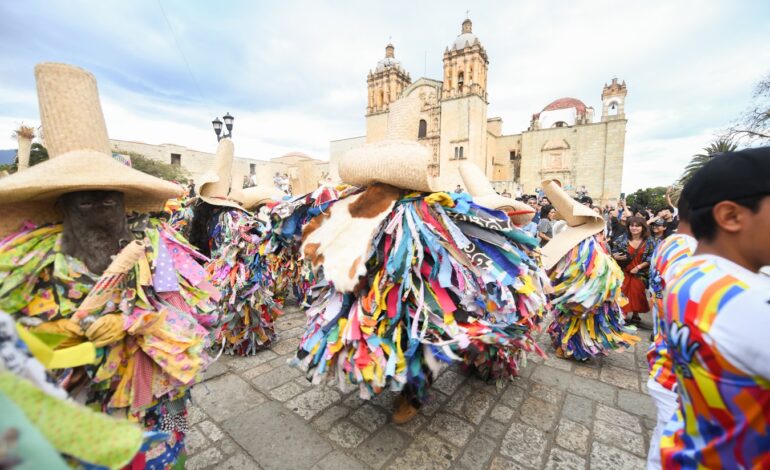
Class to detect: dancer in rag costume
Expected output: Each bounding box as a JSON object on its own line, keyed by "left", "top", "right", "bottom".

{"left": 0, "top": 63, "right": 220, "bottom": 468}
{"left": 292, "top": 95, "right": 551, "bottom": 424}
{"left": 265, "top": 184, "right": 354, "bottom": 307}
{"left": 183, "top": 143, "right": 281, "bottom": 356}
{"left": 0, "top": 311, "right": 148, "bottom": 469}
{"left": 540, "top": 180, "right": 638, "bottom": 361}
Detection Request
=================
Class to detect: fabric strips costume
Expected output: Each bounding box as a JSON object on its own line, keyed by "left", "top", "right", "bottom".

{"left": 540, "top": 180, "right": 638, "bottom": 361}
{"left": 0, "top": 311, "right": 149, "bottom": 470}
{"left": 291, "top": 96, "right": 550, "bottom": 410}
{"left": 180, "top": 140, "right": 282, "bottom": 356}
{"left": 0, "top": 62, "right": 218, "bottom": 469}
{"left": 0, "top": 216, "right": 218, "bottom": 468}
{"left": 204, "top": 207, "right": 279, "bottom": 355}
{"left": 266, "top": 184, "right": 352, "bottom": 307}
{"left": 293, "top": 186, "right": 550, "bottom": 402}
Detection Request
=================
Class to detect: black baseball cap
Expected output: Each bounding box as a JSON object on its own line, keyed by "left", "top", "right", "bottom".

{"left": 682, "top": 146, "right": 770, "bottom": 210}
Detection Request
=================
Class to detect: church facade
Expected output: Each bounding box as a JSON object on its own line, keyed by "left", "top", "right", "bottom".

{"left": 330, "top": 18, "right": 627, "bottom": 202}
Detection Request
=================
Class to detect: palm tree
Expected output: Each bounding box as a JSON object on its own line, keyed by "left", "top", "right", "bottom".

{"left": 679, "top": 137, "right": 738, "bottom": 185}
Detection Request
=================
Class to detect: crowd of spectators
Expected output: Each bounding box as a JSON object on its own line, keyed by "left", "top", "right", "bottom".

{"left": 507, "top": 186, "right": 683, "bottom": 325}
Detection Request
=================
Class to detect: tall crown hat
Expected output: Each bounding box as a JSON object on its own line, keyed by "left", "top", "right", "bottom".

{"left": 540, "top": 179, "right": 606, "bottom": 270}
{"left": 197, "top": 139, "right": 246, "bottom": 210}
{"left": 458, "top": 161, "right": 535, "bottom": 226}
{"left": 0, "top": 62, "right": 183, "bottom": 236}
{"left": 338, "top": 94, "right": 438, "bottom": 191}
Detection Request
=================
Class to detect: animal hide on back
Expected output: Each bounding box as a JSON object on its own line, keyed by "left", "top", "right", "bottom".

{"left": 302, "top": 184, "right": 401, "bottom": 293}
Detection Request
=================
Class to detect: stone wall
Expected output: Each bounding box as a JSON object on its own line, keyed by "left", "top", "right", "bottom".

{"left": 515, "top": 119, "right": 626, "bottom": 202}
{"left": 111, "top": 138, "right": 329, "bottom": 194}
{"left": 329, "top": 136, "right": 366, "bottom": 184}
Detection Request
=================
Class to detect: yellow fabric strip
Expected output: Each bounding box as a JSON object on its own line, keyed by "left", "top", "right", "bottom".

{"left": 16, "top": 323, "right": 96, "bottom": 369}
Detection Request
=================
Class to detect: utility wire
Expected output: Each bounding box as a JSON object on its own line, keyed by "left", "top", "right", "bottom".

{"left": 156, "top": 0, "right": 212, "bottom": 114}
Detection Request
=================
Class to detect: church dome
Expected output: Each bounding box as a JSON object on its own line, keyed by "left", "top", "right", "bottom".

{"left": 453, "top": 33, "right": 479, "bottom": 50}
{"left": 375, "top": 43, "right": 405, "bottom": 72}
{"left": 376, "top": 57, "right": 402, "bottom": 72}
{"left": 542, "top": 97, "right": 587, "bottom": 114}
{"left": 451, "top": 18, "right": 480, "bottom": 50}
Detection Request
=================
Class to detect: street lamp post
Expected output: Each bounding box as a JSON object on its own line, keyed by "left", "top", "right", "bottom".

{"left": 212, "top": 112, "right": 234, "bottom": 141}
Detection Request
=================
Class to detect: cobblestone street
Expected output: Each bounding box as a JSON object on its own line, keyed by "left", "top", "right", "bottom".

{"left": 186, "top": 306, "right": 655, "bottom": 469}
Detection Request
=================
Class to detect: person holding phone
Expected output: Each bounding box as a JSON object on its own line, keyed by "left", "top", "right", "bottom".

{"left": 612, "top": 216, "right": 655, "bottom": 325}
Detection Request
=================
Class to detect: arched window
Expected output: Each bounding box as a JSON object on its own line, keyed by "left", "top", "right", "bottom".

{"left": 418, "top": 119, "right": 427, "bottom": 138}
{"left": 607, "top": 100, "right": 619, "bottom": 116}
{"left": 458, "top": 72, "right": 464, "bottom": 92}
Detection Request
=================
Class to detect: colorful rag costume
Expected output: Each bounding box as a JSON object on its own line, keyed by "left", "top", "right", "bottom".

{"left": 0, "top": 216, "right": 219, "bottom": 469}
{"left": 0, "top": 62, "right": 220, "bottom": 469}
{"left": 0, "top": 311, "right": 148, "bottom": 470}
{"left": 204, "top": 207, "right": 280, "bottom": 355}
{"left": 539, "top": 180, "right": 638, "bottom": 361}
{"left": 546, "top": 236, "right": 638, "bottom": 361}
{"left": 293, "top": 186, "right": 550, "bottom": 404}
{"left": 266, "top": 185, "right": 351, "bottom": 306}
{"left": 660, "top": 255, "right": 770, "bottom": 468}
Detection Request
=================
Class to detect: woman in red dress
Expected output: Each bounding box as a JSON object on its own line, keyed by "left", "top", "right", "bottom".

{"left": 611, "top": 216, "right": 655, "bottom": 325}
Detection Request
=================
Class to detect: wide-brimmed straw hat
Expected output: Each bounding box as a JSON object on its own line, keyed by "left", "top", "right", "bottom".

{"left": 540, "top": 179, "right": 605, "bottom": 270}
{"left": 239, "top": 185, "right": 279, "bottom": 211}
{"left": 459, "top": 162, "right": 535, "bottom": 226}
{"left": 198, "top": 139, "right": 245, "bottom": 210}
{"left": 0, "top": 62, "right": 183, "bottom": 237}
{"left": 338, "top": 95, "right": 438, "bottom": 192}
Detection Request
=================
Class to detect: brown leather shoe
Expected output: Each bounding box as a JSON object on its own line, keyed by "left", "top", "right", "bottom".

{"left": 392, "top": 396, "right": 419, "bottom": 424}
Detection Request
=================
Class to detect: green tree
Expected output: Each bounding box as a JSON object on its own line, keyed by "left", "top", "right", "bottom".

{"left": 29, "top": 143, "right": 49, "bottom": 166}
{"left": 0, "top": 142, "right": 49, "bottom": 173}
{"left": 626, "top": 186, "right": 668, "bottom": 211}
{"left": 116, "top": 150, "right": 189, "bottom": 183}
{"left": 678, "top": 137, "right": 738, "bottom": 186}
{"left": 726, "top": 70, "right": 770, "bottom": 145}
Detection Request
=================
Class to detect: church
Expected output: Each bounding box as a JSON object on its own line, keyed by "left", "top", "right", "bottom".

{"left": 330, "top": 18, "right": 628, "bottom": 202}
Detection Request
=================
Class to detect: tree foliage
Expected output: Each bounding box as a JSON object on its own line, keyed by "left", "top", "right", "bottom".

{"left": 117, "top": 150, "right": 190, "bottom": 183}
{"left": 0, "top": 143, "right": 49, "bottom": 173}
{"left": 726, "top": 70, "right": 770, "bottom": 145}
{"left": 678, "top": 137, "right": 738, "bottom": 186}
{"left": 1, "top": 145, "right": 188, "bottom": 184}
{"left": 625, "top": 186, "right": 669, "bottom": 211}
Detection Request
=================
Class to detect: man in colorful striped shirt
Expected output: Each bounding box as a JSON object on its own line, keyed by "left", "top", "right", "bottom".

{"left": 660, "top": 147, "right": 770, "bottom": 468}
{"left": 646, "top": 197, "right": 696, "bottom": 470}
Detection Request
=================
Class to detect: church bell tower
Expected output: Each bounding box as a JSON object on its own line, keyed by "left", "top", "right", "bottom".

{"left": 367, "top": 43, "right": 411, "bottom": 115}
{"left": 442, "top": 18, "right": 489, "bottom": 101}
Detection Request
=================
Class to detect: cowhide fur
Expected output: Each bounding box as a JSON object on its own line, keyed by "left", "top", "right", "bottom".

{"left": 58, "top": 190, "right": 132, "bottom": 275}
{"left": 302, "top": 184, "right": 402, "bottom": 293}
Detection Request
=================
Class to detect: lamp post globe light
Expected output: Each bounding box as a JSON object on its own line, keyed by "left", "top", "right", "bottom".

{"left": 212, "top": 113, "right": 234, "bottom": 141}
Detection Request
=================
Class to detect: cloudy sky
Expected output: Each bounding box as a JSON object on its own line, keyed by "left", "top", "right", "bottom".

{"left": 1, "top": 0, "right": 768, "bottom": 192}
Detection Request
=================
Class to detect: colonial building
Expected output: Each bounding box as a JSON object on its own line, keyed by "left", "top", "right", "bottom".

{"left": 330, "top": 18, "right": 627, "bottom": 202}
{"left": 110, "top": 139, "right": 329, "bottom": 195}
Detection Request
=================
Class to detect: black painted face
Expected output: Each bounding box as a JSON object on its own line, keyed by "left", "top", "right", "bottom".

{"left": 58, "top": 190, "right": 130, "bottom": 274}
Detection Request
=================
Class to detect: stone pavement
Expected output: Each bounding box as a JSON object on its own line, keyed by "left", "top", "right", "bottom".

{"left": 186, "top": 305, "right": 656, "bottom": 469}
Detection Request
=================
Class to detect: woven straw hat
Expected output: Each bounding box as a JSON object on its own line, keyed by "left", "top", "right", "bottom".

{"left": 198, "top": 139, "right": 245, "bottom": 210}
{"left": 0, "top": 63, "right": 183, "bottom": 236}
{"left": 240, "top": 185, "right": 278, "bottom": 211}
{"left": 459, "top": 162, "right": 535, "bottom": 225}
{"left": 540, "top": 179, "right": 605, "bottom": 270}
{"left": 339, "top": 95, "right": 438, "bottom": 192}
